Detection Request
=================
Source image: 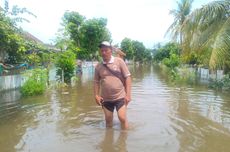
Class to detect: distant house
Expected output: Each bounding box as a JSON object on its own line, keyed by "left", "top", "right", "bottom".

{"left": 0, "top": 6, "right": 59, "bottom": 61}
{"left": 44, "top": 44, "right": 61, "bottom": 52}
{"left": 22, "top": 31, "right": 44, "bottom": 44}
{"left": 21, "top": 31, "right": 60, "bottom": 53}
{"left": 0, "top": 29, "right": 60, "bottom": 63}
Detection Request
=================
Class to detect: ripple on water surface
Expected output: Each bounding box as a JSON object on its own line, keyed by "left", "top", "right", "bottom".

{"left": 0, "top": 65, "right": 230, "bottom": 152}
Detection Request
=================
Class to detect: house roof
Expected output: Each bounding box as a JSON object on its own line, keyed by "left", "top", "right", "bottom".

{"left": 21, "top": 31, "right": 44, "bottom": 44}
{"left": 22, "top": 31, "right": 60, "bottom": 52}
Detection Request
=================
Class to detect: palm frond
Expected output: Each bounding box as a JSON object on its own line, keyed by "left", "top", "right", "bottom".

{"left": 165, "top": 0, "right": 193, "bottom": 43}
{"left": 209, "top": 17, "right": 230, "bottom": 69}
{"left": 182, "top": 0, "right": 230, "bottom": 69}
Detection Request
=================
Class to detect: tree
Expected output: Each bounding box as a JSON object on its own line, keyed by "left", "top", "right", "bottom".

{"left": 182, "top": 0, "right": 230, "bottom": 71}
{"left": 80, "top": 18, "right": 111, "bottom": 58}
{"left": 62, "top": 11, "right": 85, "bottom": 47}
{"left": 0, "top": 10, "right": 25, "bottom": 63}
{"left": 0, "top": 1, "right": 37, "bottom": 63}
{"left": 153, "top": 42, "right": 180, "bottom": 63}
{"left": 55, "top": 50, "right": 76, "bottom": 83}
{"left": 120, "top": 38, "right": 153, "bottom": 63}
{"left": 60, "top": 11, "right": 111, "bottom": 60}
{"left": 120, "top": 38, "right": 134, "bottom": 60}
{"left": 3, "top": 0, "right": 36, "bottom": 24}
{"left": 132, "top": 41, "right": 146, "bottom": 63}
{"left": 166, "top": 0, "right": 193, "bottom": 46}
{"left": 143, "top": 49, "right": 153, "bottom": 63}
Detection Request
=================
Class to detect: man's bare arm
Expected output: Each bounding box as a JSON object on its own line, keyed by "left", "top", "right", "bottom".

{"left": 94, "top": 81, "right": 100, "bottom": 97}
{"left": 124, "top": 76, "right": 131, "bottom": 105}
{"left": 94, "top": 81, "right": 103, "bottom": 105}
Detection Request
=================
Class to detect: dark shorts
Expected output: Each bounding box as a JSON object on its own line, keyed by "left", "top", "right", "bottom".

{"left": 102, "top": 99, "right": 125, "bottom": 112}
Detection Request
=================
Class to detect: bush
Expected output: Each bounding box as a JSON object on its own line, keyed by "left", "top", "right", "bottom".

{"left": 209, "top": 75, "right": 230, "bottom": 90}
{"left": 20, "top": 68, "right": 48, "bottom": 96}
{"left": 177, "top": 67, "right": 197, "bottom": 84}
{"left": 55, "top": 50, "right": 76, "bottom": 83}
{"left": 162, "top": 53, "right": 180, "bottom": 70}
{"left": 26, "top": 53, "right": 41, "bottom": 67}
{"left": 153, "top": 42, "right": 180, "bottom": 63}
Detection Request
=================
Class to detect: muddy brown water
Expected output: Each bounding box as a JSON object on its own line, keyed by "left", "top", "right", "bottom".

{"left": 0, "top": 65, "right": 230, "bottom": 152}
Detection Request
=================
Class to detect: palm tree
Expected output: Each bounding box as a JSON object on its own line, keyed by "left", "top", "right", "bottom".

{"left": 182, "top": 0, "right": 230, "bottom": 70}
{"left": 166, "top": 0, "right": 194, "bottom": 46}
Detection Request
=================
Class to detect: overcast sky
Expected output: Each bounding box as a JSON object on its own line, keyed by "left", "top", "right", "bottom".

{"left": 2, "top": 0, "right": 213, "bottom": 48}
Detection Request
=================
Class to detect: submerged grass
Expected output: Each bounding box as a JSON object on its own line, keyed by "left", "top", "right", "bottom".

{"left": 20, "top": 68, "right": 48, "bottom": 96}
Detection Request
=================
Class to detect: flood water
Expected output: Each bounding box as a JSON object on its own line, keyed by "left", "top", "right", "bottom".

{"left": 0, "top": 65, "right": 230, "bottom": 152}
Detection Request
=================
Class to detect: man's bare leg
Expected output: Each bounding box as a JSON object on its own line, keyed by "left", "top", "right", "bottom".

{"left": 117, "top": 105, "right": 129, "bottom": 129}
{"left": 103, "top": 107, "right": 113, "bottom": 128}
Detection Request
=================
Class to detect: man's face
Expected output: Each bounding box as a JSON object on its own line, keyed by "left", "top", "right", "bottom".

{"left": 100, "top": 46, "right": 112, "bottom": 61}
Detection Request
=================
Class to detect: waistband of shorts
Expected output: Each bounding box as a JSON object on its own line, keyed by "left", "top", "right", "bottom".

{"left": 103, "top": 98, "right": 124, "bottom": 102}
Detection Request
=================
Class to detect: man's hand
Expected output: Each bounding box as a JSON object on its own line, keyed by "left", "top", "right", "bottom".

{"left": 95, "top": 95, "right": 103, "bottom": 106}
{"left": 124, "top": 95, "right": 131, "bottom": 106}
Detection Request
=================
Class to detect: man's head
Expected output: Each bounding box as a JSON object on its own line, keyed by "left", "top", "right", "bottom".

{"left": 99, "top": 41, "right": 112, "bottom": 62}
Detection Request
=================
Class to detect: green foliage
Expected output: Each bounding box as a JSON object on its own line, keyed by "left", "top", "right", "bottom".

{"left": 4, "top": 34, "right": 26, "bottom": 63}
{"left": 80, "top": 18, "right": 111, "bottom": 58}
{"left": 163, "top": 53, "right": 180, "bottom": 69}
{"left": 186, "top": 0, "right": 230, "bottom": 70}
{"left": 168, "top": 0, "right": 230, "bottom": 71}
{"left": 3, "top": 1, "right": 36, "bottom": 23}
{"left": 120, "top": 38, "right": 153, "bottom": 63}
{"left": 120, "top": 38, "right": 134, "bottom": 60}
{"left": 55, "top": 50, "right": 76, "bottom": 83}
{"left": 20, "top": 68, "right": 48, "bottom": 96}
{"left": 181, "top": 51, "right": 199, "bottom": 65}
{"left": 0, "top": 10, "right": 26, "bottom": 63}
{"left": 154, "top": 42, "right": 182, "bottom": 81}
{"left": 62, "top": 11, "right": 85, "bottom": 46}
{"left": 40, "top": 52, "right": 52, "bottom": 66}
{"left": 26, "top": 53, "right": 41, "bottom": 67}
{"left": 153, "top": 47, "right": 169, "bottom": 63}
{"left": 57, "top": 11, "right": 111, "bottom": 60}
{"left": 209, "top": 75, "right": 230, "bottom": 90}
{"left": 132, "top": 41, "right": 146, "bottom": 63}
{"left": 0, "top": 3, "right": 47, "bottom": 64}
{"left": 159, "top": 63, "right": 197, "bottom": 84}
{"left": 177, "top": 66, "right": 196, "bottom": 84}
{"left": 166, "top": 0, "right": 193, "bottom": 44}
{"left": 143, "top": 49, "right": 153, "bottom": 63}
{"left": 153, "top": 42, "right": 180, "bottom": 63}
{"left": 170, "top": 69, "right": 181, "bottom": 81}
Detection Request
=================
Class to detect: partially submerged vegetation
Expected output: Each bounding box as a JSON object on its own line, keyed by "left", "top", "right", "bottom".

{"left": 55, "top": 50, "right": 76, "bottom": 83}
{"left": 1, "top": 0, "right": 230, "bottom": 94}
{"left": 209, "top": 75, "right": 230, "bottom": 91}
{"left": 152, "top": 0, "right": 230, "bottom": 90}
{"left": 153, "top": 42, "right": 196, "bottom": 84}
{"left": 20, "top": 68, "right": 48, "bottom": 96}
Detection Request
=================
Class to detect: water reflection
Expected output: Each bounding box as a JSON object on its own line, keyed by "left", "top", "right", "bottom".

{"left": 0, "top": 65, "right": 230, "bottom": 152}
{"left": 0, "top": 89, "right": 21, "bottom": 103}
{"left": 99, "top": 129, "right": 127, "bottom": 152}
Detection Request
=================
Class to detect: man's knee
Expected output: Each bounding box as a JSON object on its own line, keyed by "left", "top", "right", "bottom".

{"left": 105, "top": 115, "right": 113, "bottom": 123}
{"left": 118, "top": 106, "right": 127, "bottom": 123}
{"left": 118, "top": 114, "right": 127, "bottom": 123}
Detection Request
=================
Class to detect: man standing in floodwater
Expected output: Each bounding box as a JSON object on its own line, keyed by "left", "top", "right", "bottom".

{"left": 94, "top": 41, "right": 132, "bottom": 129}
